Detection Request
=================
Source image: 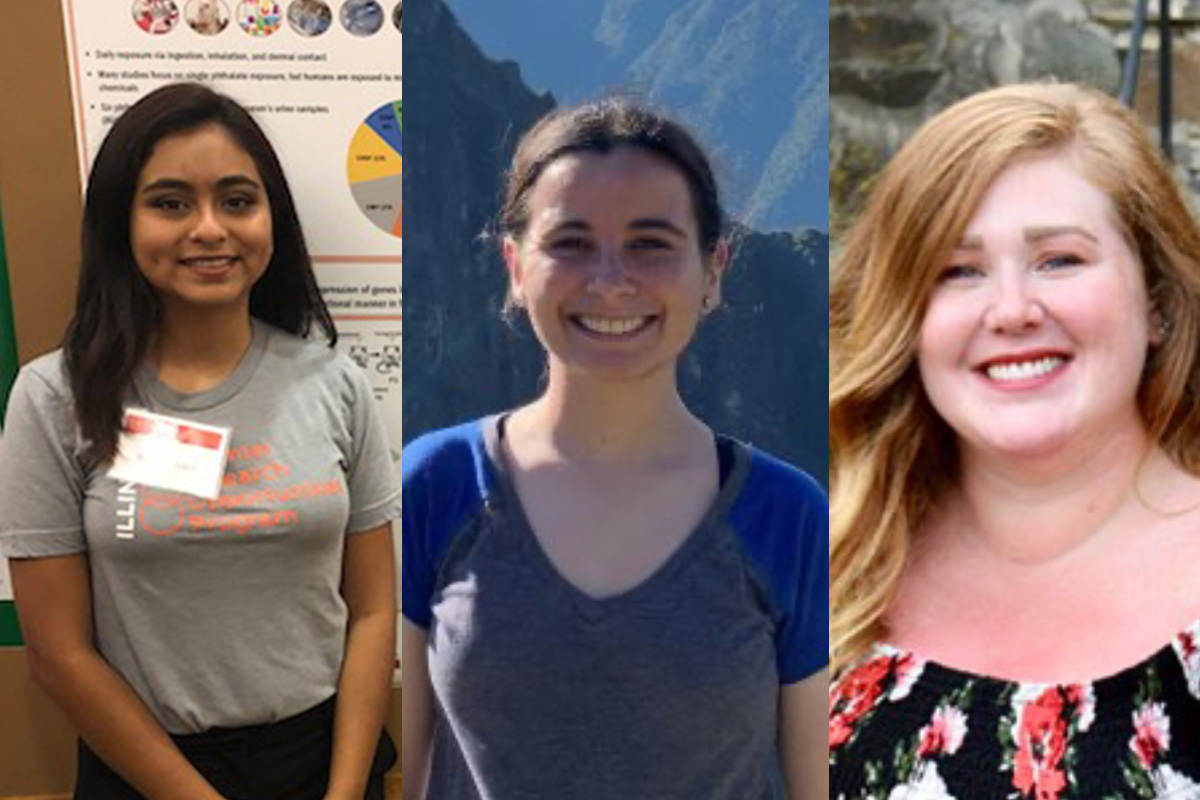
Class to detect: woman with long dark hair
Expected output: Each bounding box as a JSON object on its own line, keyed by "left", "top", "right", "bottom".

{"left": 0, "top": 83, "right": 398, "bottom": 799}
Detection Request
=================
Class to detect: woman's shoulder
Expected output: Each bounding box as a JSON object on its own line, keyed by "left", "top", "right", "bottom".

{"left": 403, "top": 418, "right": 488, "bottom": 473}
{"left": 252, "top": 321, "right": 374, "bottom": 397}
{"left": 0, "top": 351, "right": 76, "bottom": 454}
{"left": 9, "top": 349, "right": 72, "bottom": 410}
{"left": 401, "top": 418, "right": 494, "bottom": 507}
{"left": 743, "top": 442, "right": 825, "bottom": 498}
{"left": 724, "top": 438, "right": 827, "bottom": 524}
{"left": 256, "top": 321, "right": 346, "bottom": 369}
{"left": 719, "top": 438, "right": 827, "bottom": 570}
{"left": 16, "top": 348, "right": 69, "bottom": 386}
{"left": 717, "top": 437, "right": 829, "bottom": 680}
{"left": 400, "top": 419, "right": 496, "bottom": 568}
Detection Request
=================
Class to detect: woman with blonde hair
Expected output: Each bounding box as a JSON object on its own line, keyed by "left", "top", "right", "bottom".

{"left": 830, "top": 83, "right": 1200, "bottom": 796}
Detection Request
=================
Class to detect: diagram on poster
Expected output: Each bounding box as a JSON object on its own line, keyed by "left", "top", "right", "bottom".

{"left": 314, "top": 261, "right": 402, "bottom": 446}
{"left": 349, "top": 100, "right": 401, "bottom": 237}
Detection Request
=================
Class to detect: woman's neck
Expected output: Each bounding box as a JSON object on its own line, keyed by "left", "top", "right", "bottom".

{"left": 951, "top": 424, "right": 1152, "bottom": 565}
{"left": 151, "top": 304, "right": 255, "bottom": 393}
{"left": 508, "top": 365, "right": 708, "bottom": 468}
{"left": 892, "top": 430, "right": 1200, "bottom": 682}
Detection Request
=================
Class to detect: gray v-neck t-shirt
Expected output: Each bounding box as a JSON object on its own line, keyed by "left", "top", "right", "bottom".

{"left": 402, "top": 417, "right": 828, "bottom": 799}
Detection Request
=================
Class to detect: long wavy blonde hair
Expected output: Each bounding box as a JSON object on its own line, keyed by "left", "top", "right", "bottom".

{"left": 830, "top": 83, "right": 1200, "bottom": 674}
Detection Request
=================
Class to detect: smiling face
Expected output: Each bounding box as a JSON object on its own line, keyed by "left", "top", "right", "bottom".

{"left": 130, "top": 123, "right": 273, "bottom": 318}
{"left": 916, "top": 152, "right": 1156, "bottom": 462}
{"left": 504, "top": 146, "right": 724, "bottom": 384}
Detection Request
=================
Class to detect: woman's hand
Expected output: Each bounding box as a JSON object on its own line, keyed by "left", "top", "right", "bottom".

{"left": 12, "top": 553, "right": 226, "bottom": 800}
{"left": 400, "top": 620, "right": 434, "bottom": 800}
{"left": 779, "top": 668, "right": 829, "bottom": 800}
{"left": 325, "top": 523, "right": 397, "bottom": 800}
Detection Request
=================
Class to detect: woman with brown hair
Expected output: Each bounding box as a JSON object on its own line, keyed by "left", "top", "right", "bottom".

{"left": 402, "top": 99, "right": 829, "bottom": 799}
{"left": 830, "top": 82, "right": 1200, "bottom": 796}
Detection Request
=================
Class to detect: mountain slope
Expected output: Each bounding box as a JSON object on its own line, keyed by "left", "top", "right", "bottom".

{"left": 445, "top": 0, "right": 829, "bottom": 232}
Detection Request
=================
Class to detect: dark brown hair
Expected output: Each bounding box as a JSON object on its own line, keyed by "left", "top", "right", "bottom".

{"left": 64, "top": 82, "right": 335, "bottom": 463}
{"left": 500, "top": 98, "right": 725, "bottom": 255}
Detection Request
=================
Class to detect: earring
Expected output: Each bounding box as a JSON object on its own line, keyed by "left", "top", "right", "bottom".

{"left": 1159, "top": 317, "right": 1172, "bottom": 340}
{"left": 700, "top": 294, "right": 716, "bottom": 314}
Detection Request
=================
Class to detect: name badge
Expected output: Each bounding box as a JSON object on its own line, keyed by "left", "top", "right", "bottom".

{"left": 109, "top": 408, "right": 231, "bottom": 500}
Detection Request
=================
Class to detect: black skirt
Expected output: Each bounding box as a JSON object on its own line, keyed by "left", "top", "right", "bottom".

{"left": 74, "top": 695, "right": 397, "bottom": 800}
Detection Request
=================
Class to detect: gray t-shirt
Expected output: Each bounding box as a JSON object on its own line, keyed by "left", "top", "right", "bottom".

{"left": 402, "top": 417, "right": 829, "bottom": 799}
{"left": 0, "top": 321, "right": 400, "bottom": 734}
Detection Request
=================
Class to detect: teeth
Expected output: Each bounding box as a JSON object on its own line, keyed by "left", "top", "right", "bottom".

{"left": 576, "top": 316, "right": 650, "bottom": 336}
{"left": 183, "top": 257, "right": 234, "bottom": 267}
{"left": 986, "top": 356, "right": 1065, "bottom": 382}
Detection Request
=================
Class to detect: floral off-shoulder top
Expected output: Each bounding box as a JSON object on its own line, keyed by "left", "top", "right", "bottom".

{"left": 829, "top": 620, "right": 1200, "bottom": 799}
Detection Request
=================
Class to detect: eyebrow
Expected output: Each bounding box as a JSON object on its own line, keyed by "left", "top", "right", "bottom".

{"left": 544, "top": 218, "right": 688, "bottom": 237}
{"left": 1024, "top": 225, "right": 1099, "bottom": 244}
{"left": 139, "top": 175, "right": 263, "bottom": 194}
{"left": 954, "top": 225, "right": 1099, "bottom": 250}
{"left": 629, "top": 218, "right": 688, "bottom": 237}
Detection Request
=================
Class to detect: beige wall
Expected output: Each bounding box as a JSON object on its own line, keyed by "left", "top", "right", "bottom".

{"left": 0, "top": 1, "right": 83, "bottom": 794}
{"left": 0, "top": 0, "right": 81, "bottom": 363}
{"left": 0, "top": 652, "right": 75, "bottom": 796}
{"left": 0, "top": 4, "right": 400, "bottom": 795}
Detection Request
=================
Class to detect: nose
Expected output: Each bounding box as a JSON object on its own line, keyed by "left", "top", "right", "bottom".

{"left": 188, "top": 204, "right": 228, "bottom": 244}
{"left": 586, "top": 248, "right": 636, "bottom": 299}
{"left": 984, "top": 269, "right": 1045, "bottom": 333}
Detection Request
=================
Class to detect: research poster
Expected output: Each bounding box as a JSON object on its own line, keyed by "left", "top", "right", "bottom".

{"left": 50, "top": 1, "right": 402, "bottom": 664}
{"left": 60, "top": 0, "right": 402, "bottom": 441}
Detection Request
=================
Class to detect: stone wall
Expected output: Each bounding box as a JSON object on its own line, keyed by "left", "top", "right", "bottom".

{"left": 830, "top": 0, "right": 1124, "bottom": 235}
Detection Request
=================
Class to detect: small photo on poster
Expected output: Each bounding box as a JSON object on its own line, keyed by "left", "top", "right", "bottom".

{"left": 132, "top": 0, "right": 180, "bottom": 34}
{"left": 237, "top": 0, "right": 282, "bottom": 37}
{"left": 287, "top": 0, "right": 332, "bottom": 36}
{"left": 185, "top": 0, "right": 230, "bottom": 35}
{"left": 340, "top": 0, "right": 383, "bottom": 37}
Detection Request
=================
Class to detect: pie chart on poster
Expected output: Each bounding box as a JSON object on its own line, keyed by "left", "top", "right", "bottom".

{"left": 347, "top": 101, "right": 402, "bottom": 238}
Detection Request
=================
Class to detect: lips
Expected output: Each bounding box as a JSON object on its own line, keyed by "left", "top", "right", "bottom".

{"left": 977, "top": 351, "right": 1071, "bottom": 383}
{"left": 179, "top": 255, "right": 239, "bottom": 276}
